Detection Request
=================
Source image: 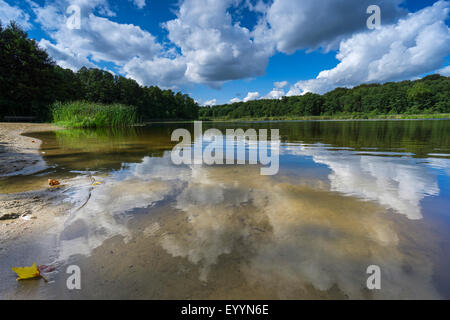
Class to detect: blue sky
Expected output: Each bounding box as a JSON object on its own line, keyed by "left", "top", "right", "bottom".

{"left": 1, "top": 0, "right": 449, "bottom": 105}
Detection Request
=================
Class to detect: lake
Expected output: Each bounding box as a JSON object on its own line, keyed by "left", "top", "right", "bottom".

{"left": 1, "top": 120, "right": 450, "bottom": 299}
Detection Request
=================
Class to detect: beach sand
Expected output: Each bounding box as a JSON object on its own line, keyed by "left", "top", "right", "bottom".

{"left": 0, "top": 123, "right": 61, "bottom": 177}
{"left": 0, "top": 123, "right": 69, "bottom": 264}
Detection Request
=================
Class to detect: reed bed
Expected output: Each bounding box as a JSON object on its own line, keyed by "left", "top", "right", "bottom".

{"left": 52, "top": 101, "right": 138, "bottom": 128}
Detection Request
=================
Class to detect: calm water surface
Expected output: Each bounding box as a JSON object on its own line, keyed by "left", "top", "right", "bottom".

{"left": 1, "top": 120, "right": 450, "bottom": 299}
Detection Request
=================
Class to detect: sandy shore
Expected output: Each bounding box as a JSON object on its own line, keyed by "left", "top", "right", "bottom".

{"left": 0, "top": 123, "right": 62, "bottom": 177}
{"left": 0, "top": 122, "right": 69, "bottom": 242}
{"left": 0, "top": 124, "right": 99, "bottom": 298}
{"left": 0, "top": 123, "right": 72, "bottom": 300}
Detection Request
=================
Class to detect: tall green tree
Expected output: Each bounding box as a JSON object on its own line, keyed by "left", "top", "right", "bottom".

{"left": 0, "top": 21, "right": 55, "bottom": 119}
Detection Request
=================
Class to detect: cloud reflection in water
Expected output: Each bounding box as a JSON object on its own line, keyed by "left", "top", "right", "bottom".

{"left": 283, "top": 144, "right": 441, "bottom": 219}
{"left": 55, "top": 144, "right": 449, "bottom": 298}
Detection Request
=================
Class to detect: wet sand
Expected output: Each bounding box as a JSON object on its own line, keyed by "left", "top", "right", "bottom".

{"left": 0, "top": 123, "right": 70, "bottom": 289}
{"left": 0, "top": 123, "right": 64, "bottom": 219}
{"left": 0, "top": 123, "right": 61, "bottom": 177}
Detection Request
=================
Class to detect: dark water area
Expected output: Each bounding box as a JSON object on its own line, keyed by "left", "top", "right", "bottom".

{"left": 28, "top": 120, "right": 450, "bottom": 169}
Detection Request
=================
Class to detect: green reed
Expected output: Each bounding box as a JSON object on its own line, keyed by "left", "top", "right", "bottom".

{"left": 51, "top": 101, "right": 139, "bottom": 128}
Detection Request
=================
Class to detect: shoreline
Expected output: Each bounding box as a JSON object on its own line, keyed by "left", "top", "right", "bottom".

{"left": 198, "top": 113, "right": 450, "bottom": 122}
{"left": 0, "top": 123, "right": 71, "bottom": 282}
{"left": 0, "top": 122, "right": 66, "bottom": 223}
{"left": 0, "top": 123, "right": 62, "bottom": 177}
{"left": 141, "top": 114, "right": 450, "bottom": 124}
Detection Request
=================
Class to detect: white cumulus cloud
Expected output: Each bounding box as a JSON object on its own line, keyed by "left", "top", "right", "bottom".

{"left": 263, "top": 88, "right": 285, "bottom": 100}
{"left": 31, "top": 0, "right": 162, "bottom": 73}
{"left": 287, "top": 1, "right": 450, "bottom": 95}
{"left": 203, "top": 99, "right": 217, "bottom": 106}
{"left": 243, "top": 91, "right": 260, "bottom": 102}
{"left": 0, "top": 0, "right": 31, "bottom": 29}
{"left": 123, "top": 56, "right": 187, "bottom": 88}
{"left": 229, "top": 97, "right": 241, "bottom": 103}
{"left": 163, "top": 0, "right": 275, "bottom": 86}
{"left": 257, "top": 0, "right": 406, "bottom": 53}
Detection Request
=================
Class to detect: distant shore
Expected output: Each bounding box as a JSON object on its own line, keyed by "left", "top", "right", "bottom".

{"left": 198, "top": 113, "right": 450, "bottom": 122}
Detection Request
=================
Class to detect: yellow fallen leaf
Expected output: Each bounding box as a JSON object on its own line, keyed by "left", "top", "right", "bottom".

{"left": 11, "top": 262, "right": 41, "bottom": 281}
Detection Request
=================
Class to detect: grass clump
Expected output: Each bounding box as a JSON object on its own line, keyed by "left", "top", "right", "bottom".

{"left": 52, "top": 101, "right": 139, "bottom": 128}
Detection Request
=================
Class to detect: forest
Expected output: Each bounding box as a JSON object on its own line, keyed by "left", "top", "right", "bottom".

{"left": 0, "top": 22, "right": 198, "bottom": 122}
{"left": 199, "top": 75, "right": 450, "bottom": 120}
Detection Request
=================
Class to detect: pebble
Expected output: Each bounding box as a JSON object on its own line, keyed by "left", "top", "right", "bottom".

{"left": 0, "top": 212, "right": 20, "bottom": 220}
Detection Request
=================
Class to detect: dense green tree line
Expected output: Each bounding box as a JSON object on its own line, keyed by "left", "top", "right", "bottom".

{"left": 0, "top": 22, "right": 198, "bottom": 121}
{"left": 200, "top": 74, "right": 450, "bottom": 119}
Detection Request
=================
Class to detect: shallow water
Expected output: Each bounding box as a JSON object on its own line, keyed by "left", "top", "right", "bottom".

{"left": 1, "top": 120, "right": 450, "bottom": 299}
